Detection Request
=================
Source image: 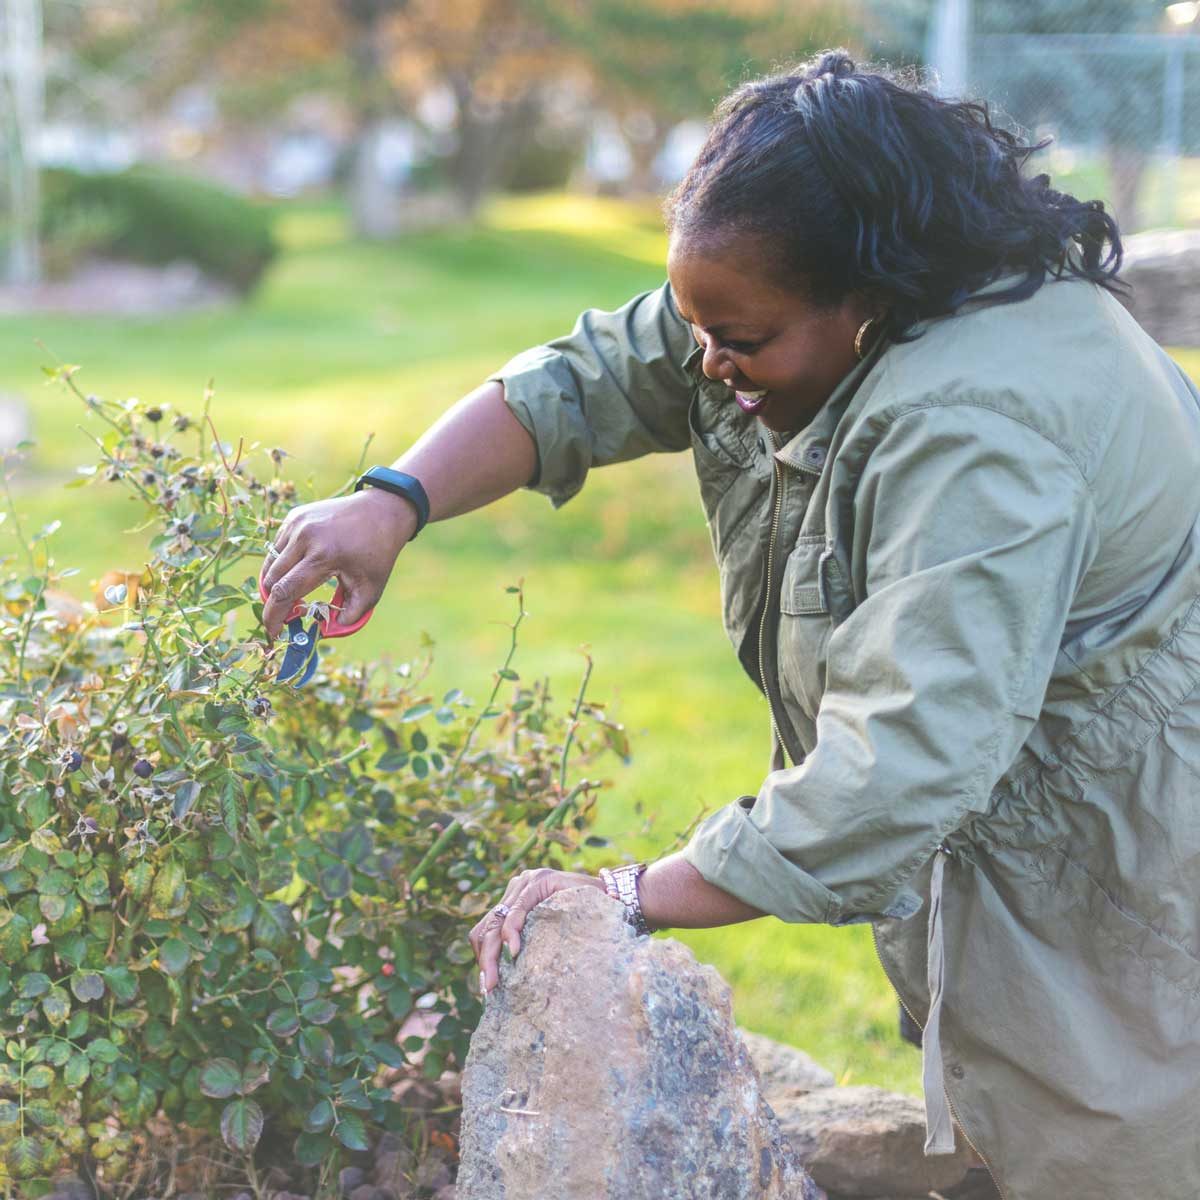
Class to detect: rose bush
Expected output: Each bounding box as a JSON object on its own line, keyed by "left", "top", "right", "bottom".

{"left": 0, "top": 369, "right": 627, "bottom": 1196}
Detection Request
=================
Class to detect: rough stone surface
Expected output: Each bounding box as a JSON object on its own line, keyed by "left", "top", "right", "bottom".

{"left": 339, "top": 1167, "right": 367, "bottom": 1195}
{"left": 770, "top": 1085, "right": 974, "bottom": 1198}
{"left": 1118, "top": 229, "right": 1200, "bottom": 347}
{"left": 738, "top": 1028, "right": 836, "bottom": 1098}
{"left": 457, "top": 887, "right": 823, "bottom": 1200}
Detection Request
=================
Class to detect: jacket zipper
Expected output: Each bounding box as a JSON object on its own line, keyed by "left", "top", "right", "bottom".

{"left": 758, "top": 433, "right": 786, "bottom": 760}
{"left": 870, "top": 849, "right": 1010, "bottom": 1200}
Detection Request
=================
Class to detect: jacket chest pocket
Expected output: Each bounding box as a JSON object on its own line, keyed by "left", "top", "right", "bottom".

{"left": 778, "top": 536, "right": 834, "bottom": 733}
{"left": 688, "top": 388, "right": 770, "bottom": 641}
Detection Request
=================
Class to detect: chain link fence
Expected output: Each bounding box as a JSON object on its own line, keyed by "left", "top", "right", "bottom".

{"left": 867, "top": 0, "right": 1200, "bottom": 234}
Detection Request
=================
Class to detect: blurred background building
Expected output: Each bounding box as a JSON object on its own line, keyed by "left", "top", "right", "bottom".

{"left": 1, "top": 0, "right": 1197, "bottom": 287}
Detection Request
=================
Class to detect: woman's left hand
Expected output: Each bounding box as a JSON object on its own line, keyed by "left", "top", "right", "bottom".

{"left": 470, "top": 868, "right": 610, "bottom": 996}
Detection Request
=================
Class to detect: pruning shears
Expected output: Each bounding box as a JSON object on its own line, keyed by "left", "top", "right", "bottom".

{"left": 258, "top": 570, "right": 373, "bottom": 687}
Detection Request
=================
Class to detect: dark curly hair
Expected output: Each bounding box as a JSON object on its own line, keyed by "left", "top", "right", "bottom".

{"left": 665, "top": 51, "right": 1123, "bottom": 341}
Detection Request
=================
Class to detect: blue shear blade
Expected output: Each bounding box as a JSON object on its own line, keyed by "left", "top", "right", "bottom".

{"left": 278, "top": 619, "right": 319, "bottom": 684}
{"left": 294, "top": 636, "right": 323, "bottom": 687}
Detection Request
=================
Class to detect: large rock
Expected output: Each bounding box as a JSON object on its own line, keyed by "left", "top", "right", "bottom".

{"left": 457, "top": 887, "right": 823, "bottom": 1200}
{"left": 1119, "top": 229, "right": 1200, "bottom": 347}
{"left": 770, "top": 1085, "right": 974, "bottom": 1198}
{"left": 738, "top": 1028, "right": 836, "bottom": 1099}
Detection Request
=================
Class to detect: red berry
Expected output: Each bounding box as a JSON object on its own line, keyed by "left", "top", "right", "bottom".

{"left": 381, "top": 963, "right": 395, "bottom": 977}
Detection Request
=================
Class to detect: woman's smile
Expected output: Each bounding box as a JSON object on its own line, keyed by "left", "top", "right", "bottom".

{"left": 723, "top": 379, "right": 771, "bottom": 415}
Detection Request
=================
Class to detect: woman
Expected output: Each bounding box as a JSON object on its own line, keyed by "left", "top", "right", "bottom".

{"left": 261, "top": 54, "right": 1200, "bottom": 1200}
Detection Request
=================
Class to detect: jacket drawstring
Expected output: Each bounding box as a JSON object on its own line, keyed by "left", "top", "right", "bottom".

{"left": 923, "top": 846, "right": 957, "bottom": 1155}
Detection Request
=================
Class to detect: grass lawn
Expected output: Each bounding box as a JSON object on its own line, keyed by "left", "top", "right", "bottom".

{"left": 4, "top": 193, "right": 1197, "bottom": 1096}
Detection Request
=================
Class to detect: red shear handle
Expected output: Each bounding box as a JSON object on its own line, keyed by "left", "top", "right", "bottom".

{"left": 257, "top": 569, "right": 374, "bottom": 638}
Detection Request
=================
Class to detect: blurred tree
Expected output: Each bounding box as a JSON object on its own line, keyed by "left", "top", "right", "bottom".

{"left": 525, "top": 0, "right": 850, "bottom": 193}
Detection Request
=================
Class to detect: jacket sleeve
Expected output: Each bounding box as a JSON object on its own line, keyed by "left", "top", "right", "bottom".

{"left": 488, "top": 282, "right": 696, "bottom": 507}
{"left": 681, "top": 401, "right": 1100, "bottom": 925}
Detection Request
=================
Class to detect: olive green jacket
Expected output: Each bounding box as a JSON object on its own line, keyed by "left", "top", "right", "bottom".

{"left": 490, "top": 276, "right": 1200, "bottom": 1200}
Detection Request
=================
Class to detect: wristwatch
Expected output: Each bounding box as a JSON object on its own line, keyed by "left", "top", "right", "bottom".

{"left": 599, "top": 862, "right": 651, "bottom": 937}
{"left": 355, "top": 466, "right": 430, "bottom": 538}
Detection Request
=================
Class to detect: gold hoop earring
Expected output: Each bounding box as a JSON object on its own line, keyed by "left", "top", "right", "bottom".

{"left": 854, "top": 315, "right": 880, "bottom": 362}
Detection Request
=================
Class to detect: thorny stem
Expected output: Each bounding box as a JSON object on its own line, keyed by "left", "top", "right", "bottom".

{"left": 559, "top": 650, "right": 593, "bottom": 793}
{"left": 446, "top": 583, "right": 527, "bottom": 790}
{"left": 1, "top": 453, "right": 37, "bottom": 572}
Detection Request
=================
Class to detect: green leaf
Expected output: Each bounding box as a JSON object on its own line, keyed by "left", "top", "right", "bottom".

{"left": 298, "top": 1026, "right": 334, "bottom": 1067}
{"left": 77, "top": 865, "right": 111, "bottom": 906}
{"left": 30, "top": 828, "right": 62, "bottom": 855}
{"left": 37, "top": 867, "right": 72, "bottom": 896}
{"left": 300, "top": 998, "right": 336, "bottom": 1026}
{"left": 296, "top": 977, "right": 319, "bottom": 1002}
{"left": 304, "top": 1097, "right": 334, "bottom": 1132}
{"left": 318, "top": 863, "right": 351, "bottom": 900}
{"left": 123, "top": 859, "right": 154, "bottom": 901}
{"left": 17, "top": 972, "right": 51, "bottom": 999}
{"left": 86, "top": 1038, "right": 119, "bottom": 1064}
{"left": 334, "top": 1110, "right": 369, "bottom": 1151}
{"left": 104, "top": 966, "right": 138, "bottom": 1004}
{"left": 159, "top": 938, "right": 190, "bottom": 977}
{"left": 39, "top": 893, "right": 67, "bottom": 923}
{"left": 172, "top": 780, "right": 202, "bottom": 821}
{"left": 370, "top": 1040, "right": 407, "bottom": 1069}
{"left": 41, "top": 988, "right": 70, "bottom": 1027}
{"left": 375, "top": 749, "right": 409, "bottom": 772}
{"left": 497, "top": 668, "right": 519, "bottom": 680}
{"left": 293, "top": 1129, "right": 332, "bottom": 1167}
{"left": 198, "top": 1057, "right": 243, "bottom": 1099}
{"left": 0, "top": 1100, "right": 17, "bottom": 1126}
{"left": 410, "top": 729, "right": 428, "bottom": 752}
{"left": 401, "top": 703, "right": 432, "bottom": 723}
{"left": 221, "top": 776, "right": 244, "bottom": 841}
{"left": 6, "top": 1135, "right": 42, "bottom": 1179}
{"left": 411, "top": 755, "right": 429, "bottom": 779}
{"left": 220, "top": 1097, "right": 264, "bottom": 1153}
{"left": 241, "top": 1059, "right": 271, "bottom": 1095}
{"left": 64, "top": 1053, "right": 90, "bottom": 1088}
{"left": 25, "top": 1064, "right": 54, "bottom": 1090}
{"left": 44, "top": 1040, "right": 72, "bottom": 1066}
{"left": 70, "top": 971, "right": 105, "bottom": 1002}
{"left": 266, "top": 1008, "right": 300, "bottom": 1038}
{"left": 149, "top": 859, "right": 188, "bottom": 919}
{"left": 338, "top": 825, "right": 372, "bottom": 866}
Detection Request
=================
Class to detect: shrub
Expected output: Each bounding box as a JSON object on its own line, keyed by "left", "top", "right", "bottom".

{"left": 0, "top": 369, "right": 627, "bottom": 1195}
{"left": 40, "top": 168, "right": 278, "bottom": 293}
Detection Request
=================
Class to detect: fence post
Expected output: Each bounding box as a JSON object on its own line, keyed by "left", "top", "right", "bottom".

{"left": 1161, "top": 38, "right": 1185, "bottom": 228}
{"left": 926, "top": 0, "right": 973, "bottom": 97}
{"left": 2, "top": 0, "right": 43, "bottom": 286}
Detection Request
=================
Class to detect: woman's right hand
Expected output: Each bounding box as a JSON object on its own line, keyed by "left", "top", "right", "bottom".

{"left": 260, "top": 487, "right": 419, "bottom": 639}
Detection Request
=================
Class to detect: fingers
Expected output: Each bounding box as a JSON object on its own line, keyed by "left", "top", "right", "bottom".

{"left": 337, "top": 576, "right": 380, "bottom": 627}
{"left": 261, "top": 509, "right": 302, "bottom": 592}
{"left": 470, "top": 871, "right": 604, "bottom": 998}
{"left": 261, "top": 553, "right": 331, "bottom": 640}
{"left": 470, "top": 872, "right": 529, "bottom": 996}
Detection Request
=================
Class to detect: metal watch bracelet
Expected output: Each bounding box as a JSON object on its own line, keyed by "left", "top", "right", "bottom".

{"left": 599, "top": 863, "right": 651, "bottom": 937}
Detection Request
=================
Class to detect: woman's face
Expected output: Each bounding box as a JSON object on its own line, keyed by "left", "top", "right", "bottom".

{"left": 666, "top": 230, "right": 872, "bottom": 434}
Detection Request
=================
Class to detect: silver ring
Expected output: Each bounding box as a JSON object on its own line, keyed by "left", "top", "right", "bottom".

{"left": 492, "top": 903, "right": 512, "bottom": 918}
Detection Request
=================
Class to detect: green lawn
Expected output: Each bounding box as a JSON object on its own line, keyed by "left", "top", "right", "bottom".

{"left": 4, "top": 193, "right": 1197, "bottom": 1096}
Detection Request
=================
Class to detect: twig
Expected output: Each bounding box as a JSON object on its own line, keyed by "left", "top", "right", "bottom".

{"left": 559, "top": 649, "right": 593, "bottom": 793}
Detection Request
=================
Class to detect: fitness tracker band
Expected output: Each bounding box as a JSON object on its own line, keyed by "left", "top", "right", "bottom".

{"left": 354, "top": 466, "right": 431, "bottom": 538}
